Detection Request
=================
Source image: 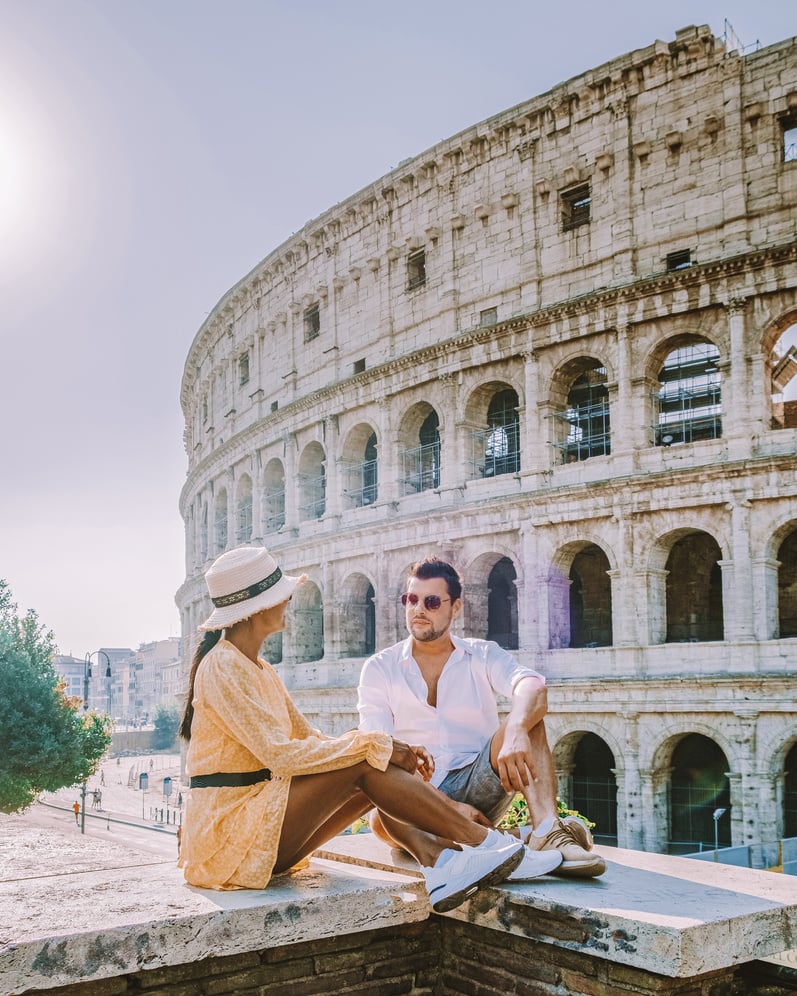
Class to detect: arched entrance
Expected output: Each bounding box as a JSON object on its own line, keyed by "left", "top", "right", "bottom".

{"left": 669, "top": 733, "right": 730, "bottom": 853}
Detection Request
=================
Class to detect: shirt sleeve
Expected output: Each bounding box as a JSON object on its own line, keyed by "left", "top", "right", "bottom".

{"left": 484, "top": 641, "right": 545, "bottom": 699}
{"left": 199, "top": 652, "right": 393, "bottom": 777}
{"left": 357, "top": 655, "right": 396, "bottom": 735}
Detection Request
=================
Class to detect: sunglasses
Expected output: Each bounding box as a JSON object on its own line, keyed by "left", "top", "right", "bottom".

{"left": 400, "top": 593, "right": 451, "bottom": 611}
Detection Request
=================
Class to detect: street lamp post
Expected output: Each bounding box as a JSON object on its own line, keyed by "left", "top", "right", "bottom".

{"left": 80, "top": 651, "right": 112, "bottom": 834}
{"left": 712, "top": 807, "right": 727, "bottom": 853}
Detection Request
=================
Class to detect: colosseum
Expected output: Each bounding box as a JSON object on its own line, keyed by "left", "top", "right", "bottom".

{"left": 178, "top": 24, "right": 797, "bottom": 858}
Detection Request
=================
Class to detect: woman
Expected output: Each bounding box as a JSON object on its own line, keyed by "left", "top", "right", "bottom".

{"left": 178, "top": 545, "right": 524, "bottom": 912}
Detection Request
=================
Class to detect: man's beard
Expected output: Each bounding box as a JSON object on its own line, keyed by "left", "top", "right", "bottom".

{"left": 411, "top": 619, "right": 447, "bottom": 642}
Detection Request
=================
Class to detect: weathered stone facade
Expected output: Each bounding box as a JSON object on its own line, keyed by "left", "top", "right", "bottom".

{"left": 178, "top": 25, "right": 797, "bottom": 856}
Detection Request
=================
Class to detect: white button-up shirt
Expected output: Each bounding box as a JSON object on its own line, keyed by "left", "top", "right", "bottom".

{"left": 357, "top": 635, "right": 545, "bottom": 787}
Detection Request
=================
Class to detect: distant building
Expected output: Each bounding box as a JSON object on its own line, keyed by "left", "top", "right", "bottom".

{"left": 54, "top": 642, "right": 181, "bottom": 725}
{"left": 52, "top": 654, "right": 87, "bottom": 707}
{"left": 129, "top": 638, "right": 182, "bottom": 723}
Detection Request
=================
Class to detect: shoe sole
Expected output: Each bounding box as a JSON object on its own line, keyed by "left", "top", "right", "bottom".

{"left": 507, "top": 850, "right": 564, "bottom": 881}
{"left": 431, "top": 847, "right": 524, "bottom": 913}
{"left": 551, "top": 856, "right": 607, "bottom": 878}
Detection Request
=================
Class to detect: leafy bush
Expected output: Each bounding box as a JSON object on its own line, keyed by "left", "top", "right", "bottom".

{"left": 498, "top": 794, "right": 595, "bottom": 831}
{"left": 153, "top": 705, "right": 180, "bottom": 750}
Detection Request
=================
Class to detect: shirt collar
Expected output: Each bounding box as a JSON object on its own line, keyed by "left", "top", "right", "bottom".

{"left": 400, "top": 632, "right": 469, "bottom": 664}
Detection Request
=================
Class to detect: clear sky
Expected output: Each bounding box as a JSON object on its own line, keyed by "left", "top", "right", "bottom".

{"left": 0, "top": 1, "right": 794, "bottom": 657}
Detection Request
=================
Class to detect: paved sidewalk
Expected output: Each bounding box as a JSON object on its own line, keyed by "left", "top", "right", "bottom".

{"left": 41, "top": 752, "right": 183, "bottom": 829}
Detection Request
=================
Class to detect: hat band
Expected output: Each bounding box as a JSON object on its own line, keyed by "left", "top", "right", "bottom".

{"left": 211, "top": 567, "right": 283, "bottom": 608}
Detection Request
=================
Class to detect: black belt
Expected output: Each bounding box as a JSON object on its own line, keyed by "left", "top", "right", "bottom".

{"left": 189, "top": 768, "right": 271, "bottom": 789}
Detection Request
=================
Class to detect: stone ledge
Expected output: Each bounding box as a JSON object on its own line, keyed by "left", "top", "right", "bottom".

{"left": 2, "top": 818, "right": 797, "bottom": 994}
{"left": 317, "top": 836, "right": 797, "bottom": 979}
{"left": 0, "top": 820, "right": 426, "bottom": 995}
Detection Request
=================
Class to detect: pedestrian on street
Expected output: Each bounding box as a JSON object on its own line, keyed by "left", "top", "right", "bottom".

{"left": 100, "top": 769, "right": 105, "bottom": 786}
{"left": 72, "top": 800, "right": 80, "bottom": 826}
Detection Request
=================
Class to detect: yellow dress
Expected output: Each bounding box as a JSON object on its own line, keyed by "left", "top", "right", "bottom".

{"left": 179, "top": 640, "right": 392, "bottom": 889}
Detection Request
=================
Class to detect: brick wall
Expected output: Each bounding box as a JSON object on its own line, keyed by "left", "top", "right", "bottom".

{"left": 23, "top": 919, "right": 797, "bottom": 996}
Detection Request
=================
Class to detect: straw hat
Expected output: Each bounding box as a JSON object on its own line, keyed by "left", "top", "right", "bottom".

{"left": 199, "top": 546, "right": 306, "bottom": 631}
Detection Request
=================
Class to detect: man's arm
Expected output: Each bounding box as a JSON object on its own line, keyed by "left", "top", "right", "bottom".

{"left": 495, "top": 676, "right": 549, "bottom": 794}
{"left": 357, "top": 657, "right": 396, "bottom": 735}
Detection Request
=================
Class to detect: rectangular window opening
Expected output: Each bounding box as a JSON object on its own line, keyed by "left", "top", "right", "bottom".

{"left": 561, "top": 183, "right": 591, "bottom": 231}
{"left": 480, "top": 307, "right": 498, "bottom": 327}
{"left": 238, "top": 352, "right": 250, "bottom": 386}
{"left": 270, "top": 400, "right": 279, "bottom": 413}
{"left": 783, "top": 119, "right": 797, "bottom": 163}
{"left": 304, "top": 304, "right": 321, "bottom": 342}
{"left": 353, "top": 358, "right": 366, "bottom": 375}
{"left": 666, "top": 249, "right": 692, "bottom": 272}
{"left": 407, "top": 248, "right": 426, "bottom": 290}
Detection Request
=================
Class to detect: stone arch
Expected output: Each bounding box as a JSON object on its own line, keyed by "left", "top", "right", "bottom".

{"left": 767, "top": 312, "right": 797, "bottom": 429}
{"left": 263, "top": 457, "right": 286, "bottom": 534}
{"left": 640, "top": 514, "right": 728, "bottom": 644}
{"left": 462, "top": 549, "right": 519, "bottom": 644}
{"left": 398, "top": 402, "right": 441, "bottom": 494}
{"left": 645, "top": 334, "right": 723, "bottom": 447}
{"left": 338, "top": 572, "right": 377, "bottom": 657}
{"left": 235, "top": 473, "right": 253, "bottom": 545}
{"left": 198, "top": 501, "right": 208, "bottom": 564}
{"left": 669, "top": 733, "right": 731, "bottom": 853}
{"left": 391, "top": 558, "right": 422, "bottom": 644}
{"left": 549, "top": 355, "right": 612, "bottom": 463}
{"left": 291, "top": 579, "right": 324, "bottom": 662}
{"left": 462, "top": 377, "right": 524, "bottom": 424}
{"left": 552, "top": 726, "right": 621, "bottom": 843}
{"left": 463, "top": 380, "right": 522, "bottom": 479}
{"left": 772, "top": 522, "right": 797, "bottom": 638}
{"left": 653, "top": 528, "right": 724, "bottom": 642}
{"left": 214, "top": 486, "right": 228, "bottom": 554}
{"left": 341, "top": 422, "right": 378, "bottom": 508}
{"left": 645, "top": 724, "right": 736, "bottom": 854}
{"left": 784, "top": 740, "right": 797, "bottom": 839}
{"left": 298, "top": 441, "right": 326, "bottom": 520}
{"left": 548, "top": 539, "right": 614, "bottom": 649}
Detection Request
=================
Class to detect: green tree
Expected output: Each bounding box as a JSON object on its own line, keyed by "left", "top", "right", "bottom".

{"left": 0, "top": 581, "right": 112, "bottom": 813}
{"left": 152, "top": 704, "right": 180, "bottom": 750}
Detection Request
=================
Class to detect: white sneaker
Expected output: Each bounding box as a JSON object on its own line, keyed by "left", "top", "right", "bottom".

{"left": 422, "top": 829, "right": 524, "bottom": 913}
{"left": 506, "top": 845, "right": 564, "bottom": 881}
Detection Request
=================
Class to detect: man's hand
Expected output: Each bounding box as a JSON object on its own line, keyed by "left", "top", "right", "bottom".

{"left": 410, "top": 744, "right": 435, "bottom": 781}
{"left": 449, "top": 797, "right": 492, "bottom": 826}
{"left": 389, "top": 741, "right": 436, "bottom": 780}
{"left": 496, "top": 726, "right": 537, "bottom": 794}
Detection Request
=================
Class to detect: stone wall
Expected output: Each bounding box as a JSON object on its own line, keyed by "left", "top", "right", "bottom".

{"left": 18, "top": 921, "right": 797, "bottom": 996}
{"left": 176, "top": 24, "right": 797, "bottom": 857}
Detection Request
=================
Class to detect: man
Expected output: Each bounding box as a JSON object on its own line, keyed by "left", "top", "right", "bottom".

{"left": 358, "top": 557, "right": 605, "bottom": 878}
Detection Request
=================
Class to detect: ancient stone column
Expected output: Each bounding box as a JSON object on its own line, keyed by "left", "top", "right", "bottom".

{"left": 282, "top": 432, "right": 298, "bottom": 532}
{"left": 522, "top": 351, "right": 548, "bottom": 475}
{"left": 634, "top": 568, "right": 668, "bottom": 644}
{"left": 322, "top": 415, "right": 340, "bottom": 520}
{"left": 752, "top": 556, "right": 781, "bottom": 640}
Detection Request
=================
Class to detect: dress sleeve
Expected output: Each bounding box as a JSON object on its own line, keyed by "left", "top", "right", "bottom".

{"left": 357, "top": 656, "right": 396, "bottom": 735}
{"left": 200, "top": 653, "right": 393, "bottom": 777}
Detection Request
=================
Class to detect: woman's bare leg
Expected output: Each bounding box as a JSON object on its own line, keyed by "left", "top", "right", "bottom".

{"left": 273, "top": 762, "right": 491, "bottom": 873}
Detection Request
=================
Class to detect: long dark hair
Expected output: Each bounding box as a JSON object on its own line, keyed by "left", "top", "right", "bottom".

{"left": 179, "top": 629, "right": 222, "bottom": 741}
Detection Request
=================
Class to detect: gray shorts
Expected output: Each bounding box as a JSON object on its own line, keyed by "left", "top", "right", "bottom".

{"left": 437, "top": 736, "right": 514, "bottom": 825}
